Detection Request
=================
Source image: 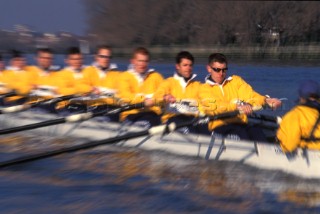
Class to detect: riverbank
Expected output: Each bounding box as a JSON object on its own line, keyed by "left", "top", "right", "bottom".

{"left": 112, "top": 44, "right": 320, "bottom": 61}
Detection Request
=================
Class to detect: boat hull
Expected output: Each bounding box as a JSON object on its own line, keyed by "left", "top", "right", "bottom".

{"left": 0, "top": 110, "right": 319, "bottom": 179}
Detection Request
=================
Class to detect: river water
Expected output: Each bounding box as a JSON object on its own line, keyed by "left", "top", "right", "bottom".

{"left": 0, "top": 56, "right": 320, "bottom": 213}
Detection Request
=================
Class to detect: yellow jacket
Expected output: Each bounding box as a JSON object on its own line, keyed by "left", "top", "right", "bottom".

{"left": 55, "top": 67, "right": 92, "bottom": 95}
{"left": 81, "top": 63, "right": 119, "bottom": 87}
{"left": 80, "top": 64, "right": 120, "bottom": 106}
{"left": 118, "top": 69, "right": 164, "bottom": 121}
{"left": 154, "top": 73, "right": 201, "bottom": 122}
{"left": 1, "top": 67, "right": 33, "bottom": 94}
{"left": 0, "top": 72, "right": 11, "bottom": 94}
{"left": 277, "top": 104, "right": 320, "bottom": 153}
{"left": 199, "top": 75, "right": 266, "bottom": 130}
{"left": 25, "top": 65, "right": 61, "bottom": 85}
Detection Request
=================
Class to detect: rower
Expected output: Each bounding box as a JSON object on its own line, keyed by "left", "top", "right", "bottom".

{"left": 58, "top": 46, "right": 91, "bottom": 95}
{"left": 199, "top": 53, "right": 282, "bottom": 141}
{"left": 74, "top": 45, "right": 121, "bottom": 121}
{"left": 0, "top": 53, "right": 6, "bottom": 93}
{"left": 118, "top": 47, "right": 164, "bottom": 128}
{"left": 0, "top": 53, "right": 4, "bottom": 72}
{"left": 1, "top": 50, "right": 30, "bottom": 105}
{"left": 51, "top": 47, "right": 93, "bottom": 114}
{"left": 28, "top": 47, "right": 90, "bottom": 114}
{"left": 277, "top": 80, "right": 320, "bottom": 153}
{"left": 154, "top": 51, "right": 208, "bottom": 134}
{"left": 25, "top": 48, "right": 61, "bottom": 80}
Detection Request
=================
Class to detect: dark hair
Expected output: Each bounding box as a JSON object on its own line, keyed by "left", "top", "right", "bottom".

{"left": 175, "top": 51, "right": 194, "bottom": 64}
{"left": 37, "top": 48, "right": 53, "bottom": 55}
{"left": 0, "top": 54, "right": 2, "bottom": 61}
{"left": 208, "top": 53, "right": 228, "bottom": 65}
{"left": 66, "top": 47, "right": 81, "bottom": 56}
{"left": 10, "top": 49, "right": 23, "bottom": 59}
{"left": 132, "top": 47, "right": 150, "bottom": 58}
{"left": 96, "top": 45, "right": 112, "bottom": 54}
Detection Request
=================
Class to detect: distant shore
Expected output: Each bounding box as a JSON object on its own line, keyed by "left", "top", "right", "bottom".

{"left": 112, "top": 44, "right": 320, "bottom": 62}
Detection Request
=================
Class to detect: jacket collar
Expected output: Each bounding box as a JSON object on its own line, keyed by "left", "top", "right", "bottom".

{"left": 173, "top": 72, "right": 197, "bottom": 85}
{"left": 205, "top": 74, "right": 232, "bottom": 86}
{"left": 128, "top": 68, "right": 155, "bottom": 84}
{"left": 92, "top": 62, "right": 118, "bottom": 72}
{"left": 5, "top": 66, "right": 24, "bottom": 71}
{"left": 64, "top": 65, "right": 86, "bottom": 73}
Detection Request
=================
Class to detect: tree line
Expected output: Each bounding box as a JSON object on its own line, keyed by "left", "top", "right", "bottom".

{"left": 84, "top": 1, "right": 320, "bottom": 47}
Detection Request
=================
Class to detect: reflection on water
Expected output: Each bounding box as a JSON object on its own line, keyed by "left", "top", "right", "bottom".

{"left": 1, "top": 135, "right": 320, "bottom": 213}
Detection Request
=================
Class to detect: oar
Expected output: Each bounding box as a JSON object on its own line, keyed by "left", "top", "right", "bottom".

{"left": 0, "top": 94, "right": 79, "bottom": 114}
{"left": 249, "top": 113, "right": 282, "bottom": 124}
{"left": 0, "top": 102, "right": 145, "bottom": 135}
{"left": 0, "top": 110, "right": 239, "bottom": 168}
{"left": 0, "top": 90, "right": 17, "bottom": 98}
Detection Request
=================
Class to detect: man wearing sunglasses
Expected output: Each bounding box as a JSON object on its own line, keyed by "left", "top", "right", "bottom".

{"left": 199, "top": 53, "right": 282, "bottom": 141}
{"left": 73, "top": 45, "right": 121, "bottom": 120}
{"left": 82, "top": 45, "right": 119, "bottom": 89}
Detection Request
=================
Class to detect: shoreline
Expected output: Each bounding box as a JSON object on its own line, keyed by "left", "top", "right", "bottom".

{"left": 111, "top": 45, "right": 320, "bottom": 63}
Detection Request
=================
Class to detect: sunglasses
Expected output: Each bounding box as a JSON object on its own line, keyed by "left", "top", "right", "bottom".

{"left": 98, "top": 55, "right": 112, "bottom": 59}
{"left": 40, "top": 57, "right": 53, "bottom": 60}
{"left": 210, "top": 66, "right": 228, "bottom": 73}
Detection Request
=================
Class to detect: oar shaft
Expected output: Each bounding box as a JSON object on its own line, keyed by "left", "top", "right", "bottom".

{"left": 249, "top": 113, "right": 280, "bottom": 123}
{"left": 0, "top": 94, "right": 80, "bottom": 114}
{"left": 0, "top": 102, "right": 145, "bottom": 135}
{"left": 0, "top": 130, "right": 149, "bottom": 168}
{"left": 0, "top": 118, "right": 66, "bottom": 135}
{"left": 0, "top": 91, "right": 17, "bottom": 98}
{"left": 0, "top": 109, "right": 240, "bottom": 168}
{"left": 208, "top": 110, "right": 239, "bottom": 120}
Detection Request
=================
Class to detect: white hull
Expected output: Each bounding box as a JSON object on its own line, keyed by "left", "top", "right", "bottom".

{"left": 1, "top": 110, "right": 320, "bottom": 179}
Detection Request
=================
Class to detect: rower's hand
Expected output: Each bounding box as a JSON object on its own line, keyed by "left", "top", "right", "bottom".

{"left": 237, "top": 103, "right": 253, "bottom": 115}
{"left": 144, "top": 98, "right": 155, "bottom": 107}
{"left": 266, "top": 98, "right": 282, "bottom": 110}
{"left": 163, "top": 94, "right": 176, "bottom": 103}
{"left": 91, "top": 87, "right": 100, "bottom": 95}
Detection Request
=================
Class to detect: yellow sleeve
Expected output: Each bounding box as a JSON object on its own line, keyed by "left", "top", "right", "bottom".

{"left": 153, "top": 78, "right": 171, "bottom": 104}
{"left": 82, "top": 66, "right": 99, "bottom": 87}
{"left": 1, "top": 70, "right": 33, "bottom": 94}
{"left": 56, "top": 70, "right": 92, "bottom": 95}
{"left": 100, "top": 71, "right": 120, "bottom": 89}
{"left": 117, "top": 72, "right": 142, "bottom": 104}
{"left": 277, "top": 109, "right": 301, "bottom": 153}
{"left": 234, "top": 76, "right": 266, "bottom": 107}
{"left": 198, "top": 83, "right": 237, "bottom": 116}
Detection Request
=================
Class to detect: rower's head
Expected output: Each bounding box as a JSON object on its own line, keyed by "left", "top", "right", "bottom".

{"left": 95, "top": 45, "right": 112, "bottom": 69}
{"left": 207, "top": 53, "right": 228, "bottom": 84}
{"left": 36, "top": 48, "right": 53, "bottom": 70}
{"left": 131, "top": 47, "right": 150, "bottom": 74}
{"left": 299, "top": 80, "right": 319, "bottom": 102}
{"left": 175, "top": 51, "right": 194, "bottom": 79}
{"left": 10, "top": 50, "right": 26, "bottom": 70}
{"left": 0, "top": 54, "right": 4, "bottom": 71}
{"left": 65, "top": 47, "right": 83, "bottom": 70}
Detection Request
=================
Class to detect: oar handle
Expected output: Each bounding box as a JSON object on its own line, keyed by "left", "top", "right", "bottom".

{"left": 0, "top": 90, "right": 17, "bottom": 98}
{"left": 0, "top": 94, "right": 81, "bottom": 114}
{"left": 207, "top": 110, "right": 240, "bottom": 121}
{"left": 249, "top": 113, "right": 282, "bottom": 124}
{"left": 92, "top": 102, "right": 145, "bottom": 117}
{"left": 65, "top": 102, "right": 145, "bottom": 123}
{"left": 30, "top": 94, "right": 80, "bottom": 107}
